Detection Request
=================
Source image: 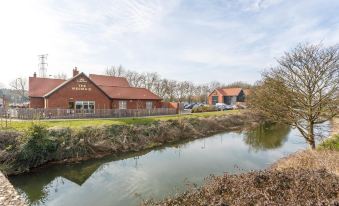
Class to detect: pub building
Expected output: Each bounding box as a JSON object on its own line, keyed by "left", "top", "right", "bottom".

{"left": 29, "top": 68, "right": 162, "bottom": 111}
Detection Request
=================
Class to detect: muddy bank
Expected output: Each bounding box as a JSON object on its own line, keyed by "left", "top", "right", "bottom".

{"left": 0, "top": 172, "right": 26, "bottom": 206}
{"left": 0, "top": 112, "right": 261, "bottom": 175}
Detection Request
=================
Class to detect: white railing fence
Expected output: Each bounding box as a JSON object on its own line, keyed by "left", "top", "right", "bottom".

{"left": 4, "top": 108, "right": 178, "bottom": 120}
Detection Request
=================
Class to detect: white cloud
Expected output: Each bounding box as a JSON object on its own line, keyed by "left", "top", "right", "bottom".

{"left": 0, "top": 0, "right": 338, "bottom": 86}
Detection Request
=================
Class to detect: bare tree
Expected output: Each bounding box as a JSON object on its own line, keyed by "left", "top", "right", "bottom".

{"left": 102, "top": 65, "right": 252, "bottom": 103}
{"left": 186, "top": 82, "right": 196, "bottom": 103}
{"left": 105, "top": 65, "right": 126, "bottom": 77}
{"left": 126, "top": 71, "right": 145, "bottom": 87}
{"left": 54, "top": 73, "right": 67, "bottom": 80}
{"left": 153, "top": 79, "right": 168, "bottom": 98}
{"left": 224, "top": 81, "right": 252, "bottom": 89}
{"left": 249, "top": 43, "right": 339, "bottom": 149}
{"left": 141, "top": 72, "right": 160, "bottom": 90}
{"left": 164, "top": 79, "right": 177, "bottom": 102}
{"left": 208, "top": 81, "right": 222, "bottom": 92}
{"left": 176, "top": 81, "right": 190, "bottom": 102}
{"left": 9, "top": 77, "right": 28, "bottom": 102}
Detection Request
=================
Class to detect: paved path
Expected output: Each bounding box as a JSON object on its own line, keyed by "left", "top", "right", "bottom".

{"left": 0, "top": 172, "right": 26, "bottom": 206}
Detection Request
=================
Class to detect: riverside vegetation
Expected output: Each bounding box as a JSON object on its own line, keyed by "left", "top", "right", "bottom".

{"left": 0, "top": 110, "right": 261, "bottom": 175}
{"left": 143, "top": 118, "right": 339, "bottom": 205}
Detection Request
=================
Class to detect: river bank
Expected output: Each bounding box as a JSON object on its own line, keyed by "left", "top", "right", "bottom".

{"left": 143, "top": 154, "right": 339, "bottom": 205}
{"left": 0, "top": 172, "right": 26, "bottom": 206}
{"left": 143, "top": 118, "right": 339, "bottom": 205}
{"left": 0, "top": 111, "right": 261, "bottom": 175}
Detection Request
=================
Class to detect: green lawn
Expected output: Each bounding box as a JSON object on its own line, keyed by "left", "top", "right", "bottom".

{"left": 1, "top": 110, "right": 241, "bottom": 131}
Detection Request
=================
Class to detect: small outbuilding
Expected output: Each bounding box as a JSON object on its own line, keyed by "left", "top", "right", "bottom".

{"left": 208, "top": 87, "right": 246, "bottom": 105}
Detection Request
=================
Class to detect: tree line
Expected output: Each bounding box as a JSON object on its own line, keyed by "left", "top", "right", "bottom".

{"left": 104, "top": 66, "right": 251, "bottom": 103}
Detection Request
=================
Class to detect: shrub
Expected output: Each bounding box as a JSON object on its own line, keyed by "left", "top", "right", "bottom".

{"left": 318, "top": 134, "right": 339, "bottom": 151}
{"left": 192, "top": 105, "right": 217, "bottom": 113}
{"left": 15, "top": 124, "right": 58, "bottom": 171}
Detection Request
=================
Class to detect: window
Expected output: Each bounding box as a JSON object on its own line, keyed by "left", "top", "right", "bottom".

{"left": 146, "top": 101, "right": 153, "bottom": 109}
{"left": 75, "top": 101, "right": 95, "bottom": 113}
{"left": 212, "top": 96, "right": 218, "bottom": 105}
{"left": 119, "top": 101, "right": 127, "bottom": 109}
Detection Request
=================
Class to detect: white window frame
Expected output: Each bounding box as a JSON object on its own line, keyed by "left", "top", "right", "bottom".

{"left": 146, "top": 101, "right": 153, "bottom": 109}
{"left": 75, "top": 101, "right": 95, "bottom": 113}
{"left": 119, "top": 100, "right": 127, "bottom": 110}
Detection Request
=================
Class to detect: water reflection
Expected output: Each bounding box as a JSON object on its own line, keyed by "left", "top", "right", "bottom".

{"left": 9, "top": 140, "right": 194, "bottom": 205}
{"left": 243, "top": 123, "right": 290, "bottom": 151}
{"left": 10, "top": 125, "right": 310, "bottom": 206}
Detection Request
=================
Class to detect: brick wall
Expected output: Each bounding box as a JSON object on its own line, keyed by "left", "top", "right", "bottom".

{"left": 46, "top": 74, "right": 112, "bottom": 109}
{"left": 29, "top": 97, "right": 44, "bottom": 108}
{"left": 112, "top": 99, "right": 162, "bottom": 109}
{"left": 208, "top": 90, "right": 224, "bottom": 105}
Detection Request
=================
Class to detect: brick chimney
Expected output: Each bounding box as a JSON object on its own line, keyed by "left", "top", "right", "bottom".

{"left": 73, "top": 67, "right": 79, "bottom": 77}
{"left": 33, "top": 72, "right": 37, "bottom": 78}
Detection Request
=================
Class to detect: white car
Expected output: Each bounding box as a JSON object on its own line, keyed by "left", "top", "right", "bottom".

{"left": 215, "top": 103, "right": 233, "bottom": 111}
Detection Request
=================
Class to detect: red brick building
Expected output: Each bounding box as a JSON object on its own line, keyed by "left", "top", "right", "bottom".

{"left": 208, "top": 88, "right": 246, "bottom": 105}
{"left": 29, "top": 68, "right": 162, "bottom": 110}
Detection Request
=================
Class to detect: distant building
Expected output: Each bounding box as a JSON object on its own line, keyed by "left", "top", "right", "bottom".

{"left": 208, "top": 87, "right": 246, "bottom": 105}
{"left": 29, "top": 68, "right": 162, "bottom": 110}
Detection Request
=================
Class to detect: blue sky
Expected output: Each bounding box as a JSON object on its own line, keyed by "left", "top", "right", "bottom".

{"left": 0, "top": 0, "right": 339, "bottom": 87}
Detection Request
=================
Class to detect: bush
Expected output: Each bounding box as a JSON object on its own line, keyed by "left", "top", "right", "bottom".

{"left": 318, "top": 134, "right": 339, "bottom": 151}
{"left": 192, "top": 105, "right": 217, "bottom": 113}
{"left": 15, "top": 124, "right": 58, "bottom": 171}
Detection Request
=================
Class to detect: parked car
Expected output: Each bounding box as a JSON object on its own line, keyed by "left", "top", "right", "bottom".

{"left": 184, "top": 103, "right": 196, "bottom": 109}
{"left": 215, "top": 103, "right": 233, "bottom": 111}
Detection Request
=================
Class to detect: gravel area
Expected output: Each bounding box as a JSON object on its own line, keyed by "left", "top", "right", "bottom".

{"left": 0, "top": 172, "right": 26, "bottom": 206}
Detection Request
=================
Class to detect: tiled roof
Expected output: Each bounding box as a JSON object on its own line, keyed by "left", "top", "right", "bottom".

{"left": 89, "top": 74, "right": 130, "bottom": 87}
{"left": 29, "top": 77, "right": 65, "bottom": 97}
{"left": 43, "top": 72, "right": 111, "bottom": 99}
{"left": 99, "top": 86, "right": 162, "bottom": 100}
{"left": 29, "top": 72, "right": 160, "bottom": 100}
{"left": 216, "top": 88, "right": 243, "bottom": 96}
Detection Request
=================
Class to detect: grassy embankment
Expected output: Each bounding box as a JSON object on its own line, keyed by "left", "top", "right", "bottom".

{"left": 272, "top": 117, "right": 339, "bottom": 175}
{"left": 143, "top": 118, "right": 339, "bottom": 205}
{"left": 0, "top": 110, "right": 258, "bottom": 175}
{"left": 2, "top": 110, "right": 241, "bottom": 131}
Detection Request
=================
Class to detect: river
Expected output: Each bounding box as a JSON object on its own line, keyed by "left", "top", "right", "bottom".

{"left": 9, "top": 123, "right": 326, "bottom": 206}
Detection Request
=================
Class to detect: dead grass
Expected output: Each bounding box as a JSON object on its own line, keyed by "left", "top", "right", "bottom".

{"left": 271, "top": 149, "right": 339, "bottom": 176}
{"left": 143, "top": 169, "right": 339, "bottom": 206}
{"left": 332, "top": 117, "right": 339, "bottom": 134}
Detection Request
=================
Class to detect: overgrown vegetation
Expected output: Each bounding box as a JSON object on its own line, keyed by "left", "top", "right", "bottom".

{"left": 191, "top": 105, "right": 217, "bottom": 113}
{"left": 0, "top": 112, "right": 258, "bottom": 175}
{"left": 143, "top": 169, "right": 339, "bottom": 206}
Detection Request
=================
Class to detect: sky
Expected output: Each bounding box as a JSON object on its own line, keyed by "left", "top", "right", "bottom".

{"left": 0, "top": 0, "right": 339, "bottom": 87}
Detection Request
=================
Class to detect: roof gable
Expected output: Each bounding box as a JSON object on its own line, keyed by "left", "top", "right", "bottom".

{"left": 89, "top": 74, "right": 130, "bottom": 87}
{"left": 217, "top": 88, "right": 243, "bottom": 96}
{"left": 44, "top": 73, "right": 111, "bottom": 99}
{"left": 29, "top": 77, "right": 66, "bottom": 97}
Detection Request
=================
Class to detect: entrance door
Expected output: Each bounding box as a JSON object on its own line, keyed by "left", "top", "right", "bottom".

{"left": 68, "top": 101, "right": 75, "bottom": 109}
